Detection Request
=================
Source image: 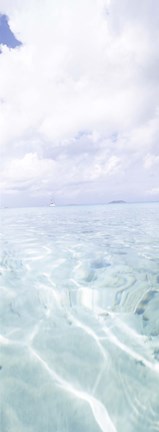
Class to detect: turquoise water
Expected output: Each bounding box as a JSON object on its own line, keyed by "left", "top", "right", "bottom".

{"left": 0, "top": 203, "right": 159, "bottom": 432}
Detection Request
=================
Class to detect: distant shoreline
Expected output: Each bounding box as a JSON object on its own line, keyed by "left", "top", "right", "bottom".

{"left": 1, "top": 201, "right": 159, "bottom": 209}
{"left": 108, "top": 200, "right": 127, "bottom": 204}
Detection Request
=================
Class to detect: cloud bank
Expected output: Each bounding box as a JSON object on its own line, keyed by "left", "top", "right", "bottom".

{"left": 0, "top": 0, "right": 159, "bottom": 206}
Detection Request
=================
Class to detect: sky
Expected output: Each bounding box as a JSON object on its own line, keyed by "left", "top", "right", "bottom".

{"left": 0, "top": 0, "right": 159, "bottom": 207}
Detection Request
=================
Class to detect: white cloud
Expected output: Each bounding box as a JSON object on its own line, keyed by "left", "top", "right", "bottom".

{"left": 0, "top": 0, "right": 159, "bottom": 205}
{"left": 147, "top": 187, "right": 159, "bottom": 196}
{"left": 144, "top": 153, "right": 159, "bottom": 170}
{"left": 0, "top": 153, "right": 56, "bottom": 194}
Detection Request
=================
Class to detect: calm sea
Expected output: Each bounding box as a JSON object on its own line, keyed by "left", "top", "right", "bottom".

{"left": 0, "top": 203, "right": 159, "bottom": 432}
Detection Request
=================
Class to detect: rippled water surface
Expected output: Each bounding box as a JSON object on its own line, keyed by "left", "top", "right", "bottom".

{"left": 0, "top": 203, "right": 159, "bottom": 432}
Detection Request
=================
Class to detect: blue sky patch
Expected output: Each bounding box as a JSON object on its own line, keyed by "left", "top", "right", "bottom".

{"left": 0, "top": 14, "right": 22, "bottom": 49}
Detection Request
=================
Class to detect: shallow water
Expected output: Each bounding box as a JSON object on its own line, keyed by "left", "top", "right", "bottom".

{"left": 0, "top": 203, "right": 159, "bottom": 432}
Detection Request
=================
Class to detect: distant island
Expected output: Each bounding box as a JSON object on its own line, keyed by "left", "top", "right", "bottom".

{"left": 108, "top": 200, "right": 127, "bottom": 204}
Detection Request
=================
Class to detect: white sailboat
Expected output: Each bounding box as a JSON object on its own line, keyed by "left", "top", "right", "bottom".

{"left": 50, "top": 200, "right": 55, "bottom": 207}
{"left": 49, "top": 197, "right": 55, "bottom": 207}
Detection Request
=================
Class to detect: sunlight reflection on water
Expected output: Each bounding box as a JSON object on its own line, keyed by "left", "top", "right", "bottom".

{"left": 0, "top": 204, "right": 159, "bottom": 432}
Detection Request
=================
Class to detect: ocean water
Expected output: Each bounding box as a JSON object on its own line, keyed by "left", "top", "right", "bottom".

{"left": 0, "top": 203, "right": 159, "bottom": 432}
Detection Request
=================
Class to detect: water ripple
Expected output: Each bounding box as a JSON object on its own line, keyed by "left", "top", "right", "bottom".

{"left": 0, "top": 204, "right": 159, "bottom": 431}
